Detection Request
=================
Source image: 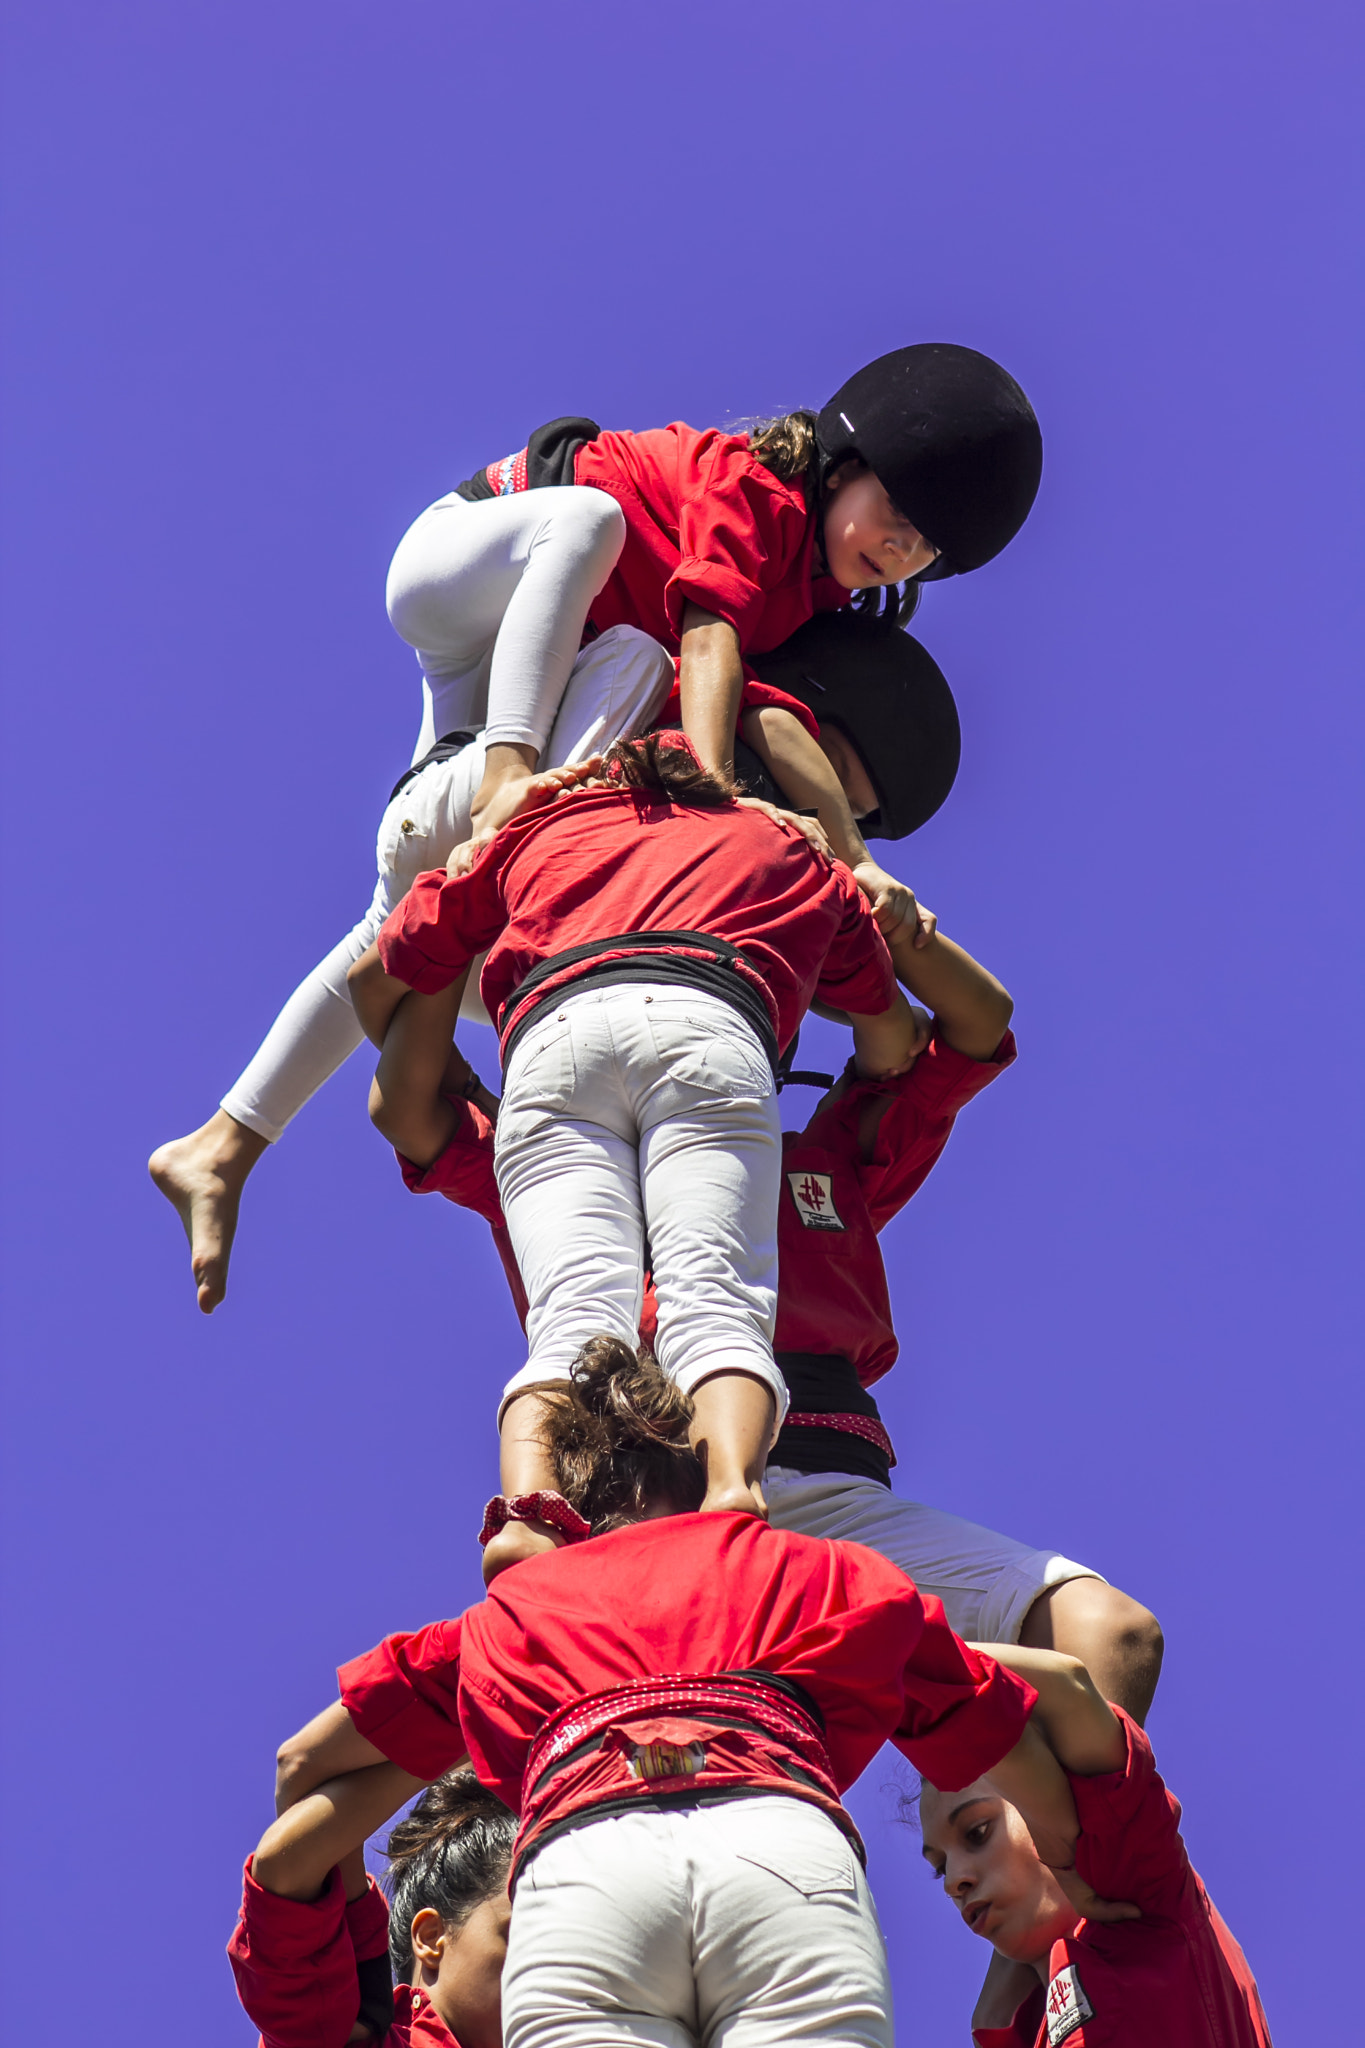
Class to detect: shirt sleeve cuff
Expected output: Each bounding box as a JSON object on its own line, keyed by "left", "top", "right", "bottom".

{"left": 901, "top": 1659, "right": 1038, "bottom": 1791}
{"left": 338, "top": 1629, "right": 467, "bottom": 1782}
{"left": 239, "top": 1857, "right": 348, "bottom": 1954}
{"left": 664, "top": 559, "right": 766, "bottom": 645}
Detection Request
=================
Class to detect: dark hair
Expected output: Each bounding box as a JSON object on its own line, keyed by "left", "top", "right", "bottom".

{"left": 604, "top": 731, "right": 740, "bottom": 806}
{"left": 541, "top": 1334, "right": 706, "bottom": 1532}
{"left": 743, "top": 410, "right": 922, "bottom": 629}
{"left": 383, "top": 1769, "right": 516, "bottom": 1982}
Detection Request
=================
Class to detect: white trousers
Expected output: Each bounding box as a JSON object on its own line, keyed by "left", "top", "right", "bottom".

{"left": 221, "top": 626, "right": 672, "bottom": 1142}
{"left": 503, "top": 1798, "right": 893, "bottom": 2048}
{"left": 386, "top": 484, "right": 628, "bottom": 759}
{"left": 494, "top": 984, "right": 786, "bottom": 1418}
{"left": 763, "top": 1467, "right": 1103, "bottom": 1645}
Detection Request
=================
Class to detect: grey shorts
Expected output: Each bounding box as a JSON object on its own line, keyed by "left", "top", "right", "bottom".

{"left": 764, "top": 1466, "right": 1103, "bottom": 1644}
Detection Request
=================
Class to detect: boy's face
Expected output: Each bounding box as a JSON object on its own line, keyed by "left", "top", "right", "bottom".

{"left": 817, "top": 723, "right": 880, "bottom": 820}
{"left": 919, "top": 1780, "right": 1079, "bottom": 1965}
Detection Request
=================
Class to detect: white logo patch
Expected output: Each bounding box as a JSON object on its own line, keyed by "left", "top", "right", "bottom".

{"left": 787, "top": 1170, "right": 845, "bottom": 1230}
{"left": 1045, "top": 1963, "right": 1094, "bottom": 2044}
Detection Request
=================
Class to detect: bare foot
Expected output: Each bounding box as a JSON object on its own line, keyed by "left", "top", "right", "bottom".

{"left": 481, "top": 1520, "right": 565, "bottom": 1586}
{"left": 148, "top": 1109, "right": 269, "bottom": 1313}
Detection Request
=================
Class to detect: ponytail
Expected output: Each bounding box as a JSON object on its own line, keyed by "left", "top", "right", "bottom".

{"left": 542, "top": 1335, "right": 706, "bottom": 1532}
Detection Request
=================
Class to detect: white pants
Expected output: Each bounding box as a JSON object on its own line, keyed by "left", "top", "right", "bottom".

{"left": 221, "top": 626, "right": 672, "bottom": 1142}
{"left": 503, "top": 1798, "right": 893, "bottom": 2048}
{"left": 494, "top": 984, "right": 786, "bottom": 1419}
{"left": 763, "top": 1467, "right": 1103, "bottom": 1644}
{"left": 386, "top": 483, "right": 628, "bottom": 759}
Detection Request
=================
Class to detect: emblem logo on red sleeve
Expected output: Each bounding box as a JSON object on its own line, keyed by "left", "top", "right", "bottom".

{"left": 787, "top": 1170, "right": 845, "bottom": 1230}
{"left": 1045, "top": 1963, "right": 1094, "bottom": 2043}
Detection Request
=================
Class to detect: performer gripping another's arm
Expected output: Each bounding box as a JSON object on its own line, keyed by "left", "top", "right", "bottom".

{"left": 231, "top": 1760, "right": 514, "bottom": 2048}
{"left": 267, "top": 1342, "right": 1134, "bottom": 2048}
{"left": 918, "top": 1644, "right": 1273, "bottom": 2046}
{"left": 347, "top": 731, "right": 920, "bottom": 1578}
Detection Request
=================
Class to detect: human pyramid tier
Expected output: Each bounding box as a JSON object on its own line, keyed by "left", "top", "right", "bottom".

{"left": 152, "top": 345, "right": 1273, "bottom": 2047}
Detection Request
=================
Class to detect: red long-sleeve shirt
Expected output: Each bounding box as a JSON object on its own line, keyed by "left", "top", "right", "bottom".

{"left": 228, "top": 1862, "right": 459, "bottom": 2047}
{"left": 977, "top": 1710, "right": 1272, "bottom": 2048}
{"left": 376, "top": 779, "right": 896, "bottom": 1057}
{"left": 339, "top": 1512, "right": 1036, "bottom": 1874}
{"left": 775, "top": 1032, "right": 1016, "bottom": 1384}
{"left": 573, "top": 424, "right": 851, "bottom": 654}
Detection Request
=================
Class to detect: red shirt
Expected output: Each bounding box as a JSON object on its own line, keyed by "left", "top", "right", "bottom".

{"left": 977, "top": 1710, "right": 1272, "bottom": 2048}
{"left": 228, "top": 1861, "right": 459, "bottom": 2047}
{"left": 775, "top": 1032, "right": 1016, "bottom": 1385}
{"left": 574, "top": 424, "right": 851, "bottom": 654}
{"left": 376, "top": 779, "right": 896, "bottom": 1056}
{"left": 340, "top": 1513, "right": 1035, "bottom": 1870}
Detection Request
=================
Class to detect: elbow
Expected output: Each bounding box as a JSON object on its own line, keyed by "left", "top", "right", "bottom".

{"left": 274, "top": 1734, "right": 315, "bottom": 1816}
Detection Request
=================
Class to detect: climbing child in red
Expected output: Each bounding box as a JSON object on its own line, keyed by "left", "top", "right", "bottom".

{"left": 151, "top": 343, "right": 1038, "bottom": 1317}
{"left": 918, "top": 1643, "right": 1273, "bottom": 2045}
{"left": 231, "top": 1768, "right": 515, "bottom": 2048}
{"left": 269, "top": 1341, "right": 1132, "bottom": 2048}
{"left": 348, "top": 729, "right": 925, "bottom": 1577}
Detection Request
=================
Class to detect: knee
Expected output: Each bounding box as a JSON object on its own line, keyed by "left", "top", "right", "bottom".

{"left": 1022, "top": 1577, "right": 1165, "bottom": 1720}
{"left": 555, "top": 487, "right": 626, "bottom": 570}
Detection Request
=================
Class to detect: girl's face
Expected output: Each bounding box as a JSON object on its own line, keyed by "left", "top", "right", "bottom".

{"left": 413, "top": 1888, "right": 512, "bottom": 2048}
{"left": 821, "top": 462, "right": 939, "bottom": 589}
{"left": 919, "top": 1782, "right": 1078, "bottom": 1967}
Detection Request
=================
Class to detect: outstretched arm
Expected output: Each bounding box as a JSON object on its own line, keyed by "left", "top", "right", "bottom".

{"left": 678, "top": 603, "right": 745, "bottom": 779}
{"left": 886, "top": 924, "right": 1013, "bottom": 1061}
{"left": 969, "top": 1643, "right": 1126, "bottom": 1776}
{"left": 740, "top": 703, "right": 928, "bottom": 944}
{"left": 366, "top": 971, "right": 474, "bottom": 1168}
{"left": 253, "top": 1759, "right": 428, "bottom": 1904}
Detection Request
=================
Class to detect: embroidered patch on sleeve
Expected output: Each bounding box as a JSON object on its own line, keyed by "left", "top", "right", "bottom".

{"left": 786, "top": 1170, "right": 845, "bottom": 1230}
{"left": 1045, "top": 1963, "right": 1094, "bottom": 2044}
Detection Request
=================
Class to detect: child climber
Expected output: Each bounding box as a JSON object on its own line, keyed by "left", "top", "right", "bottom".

{"left": 917, "top": 1642, "right": 1272, "bottom": 2045}
{"left": 150, "top": 340, "right": 1038, "bottom": 1314}
{"left": 268, "top": 1341, "right": 1133, "bottom": 2048}
{"left": 349, "top": 731, "right": 922, "bottom": 1576}
{"left": 233, "top": 1763, "right": 515, "bottom": 2048}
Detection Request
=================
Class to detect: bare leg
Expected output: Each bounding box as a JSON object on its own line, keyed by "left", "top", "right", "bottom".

{"left": 1018, "top": 1576, "right": 1164, "bottom": 1725}
{"left": 148, "top": 1109, "right": 269, "bottom": 1314}
{"left": 689, "top": 1370, "right": 775, "bottom": 1517}
{"left": 483, "top": 1388, "right": 572, "bottom": 1585}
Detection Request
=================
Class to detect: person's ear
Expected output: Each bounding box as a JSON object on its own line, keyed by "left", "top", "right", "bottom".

{"left": 409, "top": 1907, "right": 447, "bottom": 1971}
{"left": 822, "top": 457, "right": 865, "bottom": 496}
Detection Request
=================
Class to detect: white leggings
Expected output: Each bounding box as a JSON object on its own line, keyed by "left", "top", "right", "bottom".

{"left": 494, "top": 984, "right": 786, "bottom": 1419}
{"left": 386, "top": 484, "right": 628, "bottom": 760}
{"left": 503, "top": 1798, "right": 893, "bottom": 2048}
{"left": 221, "top": 625, "right": 672, "bottom": 1142}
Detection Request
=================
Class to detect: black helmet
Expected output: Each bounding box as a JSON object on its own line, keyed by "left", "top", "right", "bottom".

{"left": 817, "top": 343, "right": 1042, "bottom": 576}
{"left": 749, "top": 612, "right": 960, "bottom": 840}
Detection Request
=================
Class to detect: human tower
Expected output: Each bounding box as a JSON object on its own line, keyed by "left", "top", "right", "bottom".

{"left": 151, "top": 347, "right": 1272, "bottom": 2046}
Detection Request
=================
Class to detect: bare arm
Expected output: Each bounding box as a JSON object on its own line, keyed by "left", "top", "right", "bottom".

{"left": 741, "top": 704, "right": 928, "bottom": 943}
{"left": 969, "top": 1644, "right": 1127, "bottom": 1777}
{"left": 887, "top": 925, "right": 1013, "bottom": 1062}
{"left": 367, "top": 970, "right": 472, "bottom": 1166}
{"left": 252, "top": 1760, "right": 427, "bottom": 1903}
{"left": 847, "top": 991, "right": 930, "bottom": 1079}
{"left": 348, "top": 942, "right": 418, "bottom": 1050}
{"left": 679, "top": 603, "right": 745, "bottom": 778}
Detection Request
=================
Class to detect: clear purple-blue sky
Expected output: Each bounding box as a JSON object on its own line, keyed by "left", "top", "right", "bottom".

{"left": 0, "top": 3, "right": 1360, "bottom": 2041}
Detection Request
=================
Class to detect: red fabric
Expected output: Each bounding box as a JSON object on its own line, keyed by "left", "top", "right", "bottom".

{"left": 974, "top": 1710, "right": 1272, "bottom": 2048}
{"left": 339, "top": 1512, "right": 1036, "bottom": 1872}
{"left": 396, "top": 1095, "right": 528, "bottom": 1326}
{"left": 774, "top": 1031, "right": 1016, "bottom": 1385}
{"left": 655, "top": 667, "right": 822, "bottom": 742}
{"left": 228, "top": 1860, "right": 460, "bottom": 2047}
{"left": 573, "top": 424, "right": 851, "bottom": 654}
{"left": 376, "top": 777, "right": 896, "bottom": 1056}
